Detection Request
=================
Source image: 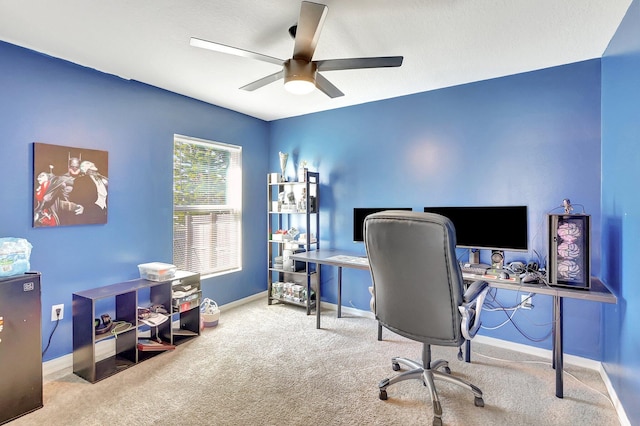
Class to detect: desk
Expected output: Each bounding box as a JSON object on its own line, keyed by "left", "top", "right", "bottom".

{"left": 290, "top": 249, "right": 617, "bottom": 398}
{"left": 290, "top": 249, "right": 370, "bottom": 329}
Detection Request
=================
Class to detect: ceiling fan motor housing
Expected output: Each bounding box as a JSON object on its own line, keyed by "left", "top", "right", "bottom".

{"left": 285, "top": 58, "right": 317, "bottom": 85}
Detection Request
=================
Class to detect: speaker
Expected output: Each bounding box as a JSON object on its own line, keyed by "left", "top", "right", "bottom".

{"left": 491, "top": 250, "right": 504, "bottom": 270}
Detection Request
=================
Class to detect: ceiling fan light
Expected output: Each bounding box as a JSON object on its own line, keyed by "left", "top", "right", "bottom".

{"left": 285, "top": 78, "right": 316, "bottom": 95}
{"left": 284, "top": 59, "right": 317, "bottom": 95}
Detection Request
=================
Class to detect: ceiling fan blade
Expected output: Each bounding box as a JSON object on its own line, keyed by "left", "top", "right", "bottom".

{"left": 315, "top": 73, "right": 344, "bottom": 98}
{"left": 316, "top": 56, "right": 404, "bottom": 72}
{"left": 190, "top": 37, "right": 284, "bottom": 67}
{"left": 292, "top": 1, "right": 328, "bottom": 61}
{"left": 240, "top": 70, "right": 285, "bottom": 91}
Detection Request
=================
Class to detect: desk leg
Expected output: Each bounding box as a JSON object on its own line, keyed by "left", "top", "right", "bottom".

{"left": 465, "top": 340, "right": 471, "bottom": 363}
{"left": 316, "top": 263, "right": 321, "bottom": 329}
{"left": 337, "top": 266, "right": 343, "bottom": 318}
{"left": 553, "top": 295, "right": 564, "bottom": 398}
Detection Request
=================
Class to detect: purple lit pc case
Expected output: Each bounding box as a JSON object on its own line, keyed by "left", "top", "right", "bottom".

{"left": 548, "top": 214, "right": 591, "bottom": 290}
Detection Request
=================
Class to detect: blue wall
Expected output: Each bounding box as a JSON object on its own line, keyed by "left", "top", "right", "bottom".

{"left": 601, "top": 0, "right": 640, "bottom": 423}
{"left": 0, "top": 41, "right": 270, "bottom": 361}
{"left": 270, "top": 60, "right": 604, "bottom": 359}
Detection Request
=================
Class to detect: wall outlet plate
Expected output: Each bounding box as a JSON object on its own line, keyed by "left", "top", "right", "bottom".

{"left": 51, "top": 304, "right": 64, "bottom": 321}
{"left": 520, "top": 295, "right": 532, "bottom": 310}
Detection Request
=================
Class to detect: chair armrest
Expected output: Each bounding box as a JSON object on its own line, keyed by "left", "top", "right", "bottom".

{"left": 459, "top": 280, "right": 489, "bottom": 340}
{"left": 463, "top": 280, "right": 488, "bottom": 303}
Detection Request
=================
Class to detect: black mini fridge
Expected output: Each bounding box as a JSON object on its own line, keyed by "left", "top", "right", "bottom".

{"left": 0, "top": 272, "right": 42, "bottom": 424}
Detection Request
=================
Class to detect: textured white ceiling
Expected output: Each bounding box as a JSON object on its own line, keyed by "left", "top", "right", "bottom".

{"left": 0, "top": 0, "right": 632, "bottom": 121}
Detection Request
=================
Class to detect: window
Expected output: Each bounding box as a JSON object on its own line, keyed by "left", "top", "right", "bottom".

{"left": 173, "top": 135, "right": 242, "bottom": 276}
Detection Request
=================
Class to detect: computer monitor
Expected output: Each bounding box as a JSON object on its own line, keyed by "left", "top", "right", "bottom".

{"left": 353, "top": 207, "right": 412, "bottom": 242}
{"left": 422, "top": 206, "right": 528, "bottom": 252}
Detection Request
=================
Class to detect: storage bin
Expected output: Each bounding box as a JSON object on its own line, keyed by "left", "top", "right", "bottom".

{"left": 138, "top": 262, "right": 177, "bottom": 281}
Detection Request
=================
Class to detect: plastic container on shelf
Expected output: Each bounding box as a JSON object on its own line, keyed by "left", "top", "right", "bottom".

{"left": 138, "top": 262, "right": 177, "bottom": 281}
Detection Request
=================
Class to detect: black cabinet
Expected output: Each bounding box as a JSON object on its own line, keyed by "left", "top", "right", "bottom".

{"left": 0, "top": 272, "right": 42, "bottom": 425}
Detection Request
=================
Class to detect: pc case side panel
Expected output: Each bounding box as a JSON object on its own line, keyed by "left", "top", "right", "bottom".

{"left": 548, "top": 214, "right": 591, "bottom": 289}
{"left": 0, "top": 273, "right": 42, "bottom": 425}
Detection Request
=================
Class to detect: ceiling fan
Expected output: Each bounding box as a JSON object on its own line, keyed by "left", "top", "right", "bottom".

{"left": 190, "top": 1, "right": 403, "bottom": 98}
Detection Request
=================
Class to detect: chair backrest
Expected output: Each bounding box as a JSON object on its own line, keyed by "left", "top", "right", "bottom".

{"left": 364, "top": 211, "right": 466, "bottom": 347}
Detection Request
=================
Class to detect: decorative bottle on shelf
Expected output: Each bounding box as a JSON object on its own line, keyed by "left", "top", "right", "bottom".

{"left": 298, "top": 161, "right": 308, "bottom": 182}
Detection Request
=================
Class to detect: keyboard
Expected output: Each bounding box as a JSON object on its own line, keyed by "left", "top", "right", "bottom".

{"left": 327, "top": 255, "right": 369, "bottom": 265}
{"left": 460, "top": 263, "right": 491, "bottom": 275}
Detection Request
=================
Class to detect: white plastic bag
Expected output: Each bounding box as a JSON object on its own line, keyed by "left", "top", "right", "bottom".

{"left": 0, "top": 237, "right": 32, "bottom": 277}
{"left": 200, "top": 298, "right": 220, "bottom": 328}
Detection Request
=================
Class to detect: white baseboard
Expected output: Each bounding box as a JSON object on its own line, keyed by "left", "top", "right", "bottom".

{"left": 472, "top": 334, "right": 602, "bottom": 370}
{"left": 321, "top": 301, "right": 376, "bottom": 320}
{"left": 218, "top": 291, "right": 266, "bottom": 312}
{"left": 600, "top": 363, "right": 631, "bottom": 426}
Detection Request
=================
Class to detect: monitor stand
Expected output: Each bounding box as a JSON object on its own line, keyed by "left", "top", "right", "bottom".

{"left": 469, "top": 249, "right": 480, "bottom": 264}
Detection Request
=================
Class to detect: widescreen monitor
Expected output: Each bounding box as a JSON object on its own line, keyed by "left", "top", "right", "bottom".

{"left": 422, "top": 206, "right": 528, "bottom": 252}
{"left": 353, "top": 207, "right": 412, "bottom": 242}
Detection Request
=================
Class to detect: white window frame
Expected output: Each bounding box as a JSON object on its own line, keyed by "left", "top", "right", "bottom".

{"left": 173, "top": 134, "right": 242, "bottom": 277}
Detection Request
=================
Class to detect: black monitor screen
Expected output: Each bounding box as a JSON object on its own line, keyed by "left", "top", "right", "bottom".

{"left": 422, "top": 206, "right": 528, "bottom": 252}
{"left": 353, "top": 207, "right": 412, "bottom": 242}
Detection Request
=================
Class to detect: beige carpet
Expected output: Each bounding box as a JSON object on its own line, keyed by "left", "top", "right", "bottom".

{"left": 12, "top": 298, "right": 619, "bottom": 425}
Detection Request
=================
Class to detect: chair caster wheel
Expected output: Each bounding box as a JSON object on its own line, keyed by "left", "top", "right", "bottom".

{"left": 444, "top": 366, "right": 451, "bottom": 374}
{"left": 392, "top": 362, "right": 400, "bottom": 371}
{"left": 379, "top": 390, "right": 388, "bottom": 400}
{"left": 474, "top": 396, "right": 484, "bottom": 407}
{"left": 432, "top": 417, "right": 443, "bottom": 426}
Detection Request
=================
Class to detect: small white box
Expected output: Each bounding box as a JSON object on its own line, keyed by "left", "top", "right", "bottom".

{"left": 138, "top": 262, "right": 177, "bottom": 282}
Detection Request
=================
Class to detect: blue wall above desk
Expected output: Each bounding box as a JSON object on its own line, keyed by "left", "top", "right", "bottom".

{"left": 270, "top": 59, "right": 603, "bottom": 359}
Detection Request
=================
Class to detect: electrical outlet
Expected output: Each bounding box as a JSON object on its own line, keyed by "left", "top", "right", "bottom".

{"left": 520, "top": 295, "right": 533, "bottom": 310}
{"left": 51, "top": 304, "right": 64, "bottom": 321}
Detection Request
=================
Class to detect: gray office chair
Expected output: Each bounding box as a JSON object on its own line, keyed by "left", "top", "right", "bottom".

{"left": 364, "top": 211, "right": 489, "bottom": 426}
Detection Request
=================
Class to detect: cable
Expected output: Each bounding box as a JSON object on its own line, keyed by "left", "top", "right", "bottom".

{"left": 42, "top": 310, "right": 61, "bottom": 356}
{"left": 481, "top": 288, "right": 553, "bottom": 341}
{"left": 110, "top": 320, "right": 133, "bottom": 337}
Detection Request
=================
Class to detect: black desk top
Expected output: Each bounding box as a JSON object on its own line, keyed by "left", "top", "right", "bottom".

{"left": 290, "top": 249, "right": 617, "bottom": 304}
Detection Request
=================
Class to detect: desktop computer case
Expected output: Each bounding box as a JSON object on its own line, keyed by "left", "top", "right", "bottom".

{"left": 0, "top": 272, "right": 43, "bottom": 425}
{"left": 547, "top": 214, "right": 591, "bottom": 289}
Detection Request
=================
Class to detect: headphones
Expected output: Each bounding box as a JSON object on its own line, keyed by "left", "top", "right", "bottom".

{"left": 506, "top": 261, "right": 526, "bottom": 274}
{"left": 150, "top": 304, "right": 168, "bottom": 314}
{"left": 94, "top": 314, "right": 113, "bottom": 335}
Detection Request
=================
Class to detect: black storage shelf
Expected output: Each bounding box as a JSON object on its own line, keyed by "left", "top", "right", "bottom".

{"left": 72, "top": 271, "right": 200, "bottom": 383}
{"left": 267, "top": 170, "right": 320, "bottom": 315}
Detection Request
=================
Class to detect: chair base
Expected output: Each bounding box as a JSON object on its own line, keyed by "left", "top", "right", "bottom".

{"left": 378, "top": 350, "right": 484, "bottom": 426}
